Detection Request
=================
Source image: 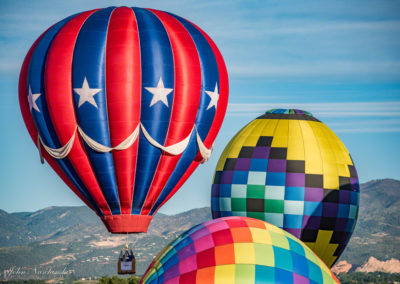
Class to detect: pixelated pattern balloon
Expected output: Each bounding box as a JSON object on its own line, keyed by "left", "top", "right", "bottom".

{"left": 211, "top": 109, "right": 359, "bottom": 267}
{"left": 19, "top": 7, "right": 229, "bottom": 233}
{"left": 141, "top": 217, "right": 340, "bottom": 284}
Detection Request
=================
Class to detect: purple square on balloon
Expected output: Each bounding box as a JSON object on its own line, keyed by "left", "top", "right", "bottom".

{"left": 235, "top": 158, "right": 251, "bottom": 171}
{"left": 335, "top": 218, "right": 348, "bottom": 231}
{"left": 191, "top": 227, "right": 210, "bottom": 240}
{"left": 286, "top": 173, "right": 305, "bottom": 187}
{"left": 323, "top": 203, "right": 338, "bottom": 217}
{"left": 252, "top": 147, "right": 270, "bottom": 159}
{"left": 302, "top": 215, "right": 311, "bottom": 229}
{"left": 178, "top": 243, "right": 196, "bottom": 261}
{"left": 293, "top": 273, "right": 310, "bottom": 284}
{"left": 267, "top": 159, "right": 286, "bottom": 172}
{"left": 163, "top": 263, "right": 180, "bottom": 281}
{"left": 220, "top": 171, "right": 233, "bottom": 184}
{"left": 339, "top": 190, "right": 351, "bottom": 204}
{"left": 303, "top": 216, "right": 321, "bottom": 230}
{"left": 304, "top": 187, "right": 324, "bottom": 202}
{"left": 211, "top": 184, "right": 220, "bottom": 197}
{"left": 286, "top": 228, "right": 302, "bottom": 239}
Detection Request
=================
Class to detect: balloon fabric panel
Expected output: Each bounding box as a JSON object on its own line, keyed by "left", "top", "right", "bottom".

{"left": 211, "top": 110, "right": 359, "bottom": 267}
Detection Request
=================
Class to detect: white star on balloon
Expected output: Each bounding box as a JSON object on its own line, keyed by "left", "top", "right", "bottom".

{"left": 145, "top": 77, "right": 173, "bottom": 107}
{"left": 28, "top": 85, "right": 41, "bottom": 112}
{"left": 73, "top": 77, "right": 102, "bottom": 108}
{"left": 205, "top": 83, "right": 219, "bottom": 110}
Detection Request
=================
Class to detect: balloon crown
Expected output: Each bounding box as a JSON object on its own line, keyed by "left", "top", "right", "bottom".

{"left": 266, "top": 108, "right": 314, "bottom": 116}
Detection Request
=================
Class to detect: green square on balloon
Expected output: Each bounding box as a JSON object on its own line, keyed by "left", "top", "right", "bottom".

{"left": 231, "top": 198, "right": 246, "bottom": 211}
{"left": 247, "top": 185, "right": 265, "bottom": 199}
{"left": 247, "top": 212, "right": 265, "bottom": 220}
{"left": 264, "top": 199, "right": 284, "bottom": 213}
{"left": 235, "top": 264, "right": 255, "bottom": 284}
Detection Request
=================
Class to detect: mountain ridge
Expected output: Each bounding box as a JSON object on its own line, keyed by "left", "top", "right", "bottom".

{"left": 0, "top": 179, "right": 399, "bottom": 278}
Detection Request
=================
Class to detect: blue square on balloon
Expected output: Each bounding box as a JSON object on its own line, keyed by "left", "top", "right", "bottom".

{"left": 291, "top": 251, "right": 309, "bottom": 278}
{"left": 308, "top": 262, "right": 323, "bottom": 283}
{"left": 273, "top": 247, "right": 293, "bottom": 271}
{"left": 255, "top": 265, "right": 274, "bottom": 281}
{"left": 250, "top": 159, "right": 268, "bottom": 171}
{"left": 284, "top": 214, "right": 303, "bottom": 229}
{"left": 304, "top": 202, "right": 322, "bottom": 216}
{"left": 219, "top": 184, "right": 231, "bottom": 197}
{"left": 163, "top": 253, "right": 179, "bottom": 271}
{"left": 266, "top": 172, "right": 286, "bottom": 186}
{"left": 345, "top": 219, "right": 355, "bottom": 232}
{"left": 220, "top": 211, "right": 233, "bottom": 217}
{"left": 211, "top": 198, "right": 220, "bottom": 211}
{"left": 337, "top": 204, "right": 350, "bottom": 218}
{"left": 350, "top": 192, "right": 359, "bottom": 205}
{"left": 285, "top": 187, "right": 305, "bottom": 201}
{"left": 174, "top": 236, "right": 193, "bottom": 251}
{"left": 274, "top": 267, "right": 293, "bottom": 284}
{"left": 232, "top": 171, "right": 248, "bottom": 184}
{"left": 288, "top": 238, "right": 305, "bottom": 257}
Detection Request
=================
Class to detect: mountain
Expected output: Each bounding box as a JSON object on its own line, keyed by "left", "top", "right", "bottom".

{"left": 0, "top": 179, "right": 399, "bottom": 279}
{"left": 0, "top": 206, "right": 211, "bottom": 278}
{"left": 337, "top": 178, "right": 400, "bottom": 269}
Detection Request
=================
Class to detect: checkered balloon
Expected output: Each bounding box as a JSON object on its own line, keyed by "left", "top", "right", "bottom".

{"left": 211, "top": 109, "right": 360, "bottom": 267}
{"left": 140, "top": 217, "right": 339, "bottom": 283}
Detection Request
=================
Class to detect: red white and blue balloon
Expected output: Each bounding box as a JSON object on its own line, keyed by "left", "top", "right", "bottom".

{"left": 19, "top": 7, "right": 229, "bottom": 233}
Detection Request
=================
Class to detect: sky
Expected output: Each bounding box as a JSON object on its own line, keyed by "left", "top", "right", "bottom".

{"left": 0, "top": 0, "right": 399, "bottom": 215}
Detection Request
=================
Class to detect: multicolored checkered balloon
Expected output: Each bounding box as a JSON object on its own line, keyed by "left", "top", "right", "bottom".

{"left": 140, "top": 217, "right": 339, "bottom": 284}
{"left": 211, "top": 109, "right": 360, "bottom": 267}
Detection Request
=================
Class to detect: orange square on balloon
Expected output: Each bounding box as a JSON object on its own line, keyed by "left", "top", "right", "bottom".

{"left": 244, "top": 218, "right": 266, "bottom": 229}
{"left": 215, "top": 244, "right": 235, "bottom": 265}
{"left": 196, "top": 266, "right": 215, "bottom": 284}
{"left": 230, "top": 227, "right": 253, "bottom": 243}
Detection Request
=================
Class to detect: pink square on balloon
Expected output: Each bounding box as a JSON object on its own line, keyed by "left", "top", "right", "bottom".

{"left": 194, "top": 234, "right": 215, "bottom": 252}
{"left": 164, "top": 277, "right": 179, "bottom": 284}
{"left": 206, "top": 220, "right": 229, "bottom": 233}
{"left": 293, "top": 273, "right": 310, "bottom": 284}
{"left": 179, "top": 254, "right": 197, "bottom": 274}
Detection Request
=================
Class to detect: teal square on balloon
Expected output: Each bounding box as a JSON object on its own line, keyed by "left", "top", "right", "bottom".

{"left": 255, "top": 265, "right": 275, "bottom": 282}
{"left": 273, "top": 246, "right": 293, "bottom": 271}
{"left": 308, "top": 262, "right": 323, "bottom": 283}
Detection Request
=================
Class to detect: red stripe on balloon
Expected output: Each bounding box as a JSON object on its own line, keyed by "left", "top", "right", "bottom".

{"left": 106, "top": 7, "right": 141, "bottom": 214}
{"left": 44, "top": 10, "right": 112, "bottom": 216}
{"left": 154, "top": 23, "right": 229, "bottom": 212}
{"left": 18, "top": 28, "right": 96, "bottom": 213}
{"left": 140, "top": 9, "right": 202, "bottom": 215}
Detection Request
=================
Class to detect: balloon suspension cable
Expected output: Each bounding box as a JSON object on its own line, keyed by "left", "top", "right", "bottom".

{"left": 37, "top": 136, "right": 44, "bottom": 164}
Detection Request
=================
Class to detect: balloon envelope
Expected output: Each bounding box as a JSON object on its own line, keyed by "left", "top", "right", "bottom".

{"left": 211, "top": 109, "right": 359, "bottom": 267}
{"left": 141, "top": 216, "right": 340, "bottom": 284}
{"left": 19, "top": 7, "right": 228, "bottom": 233}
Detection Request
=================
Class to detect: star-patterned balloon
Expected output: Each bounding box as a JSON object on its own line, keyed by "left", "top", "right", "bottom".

{"left": 19, "top": 7, "right": 229, "bottom": 234}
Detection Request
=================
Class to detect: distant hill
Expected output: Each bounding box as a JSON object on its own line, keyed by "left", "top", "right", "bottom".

{"left": 337, "top": 178, "right": 400, "bottom": 270}
{"left": 0, "top": 179, "right": 399, "bottom": 279}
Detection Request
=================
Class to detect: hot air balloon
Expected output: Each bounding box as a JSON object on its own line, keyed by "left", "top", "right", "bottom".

{"left": 141, "top": 216, "right": 340, "bottom": 284}
{"left": 19, "top": 7, "right": 229, "bottom": 234}
{"left": 211, "top": 109, "right": 359, "bottom": 267}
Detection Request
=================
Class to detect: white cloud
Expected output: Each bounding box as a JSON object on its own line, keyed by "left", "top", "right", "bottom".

{"left": 227, "top": 101, "right": 400, "bottom": 133}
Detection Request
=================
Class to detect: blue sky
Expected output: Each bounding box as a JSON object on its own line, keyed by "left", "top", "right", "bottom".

{"left": 0, "top": 0, "right": 399, "bottom": 214}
